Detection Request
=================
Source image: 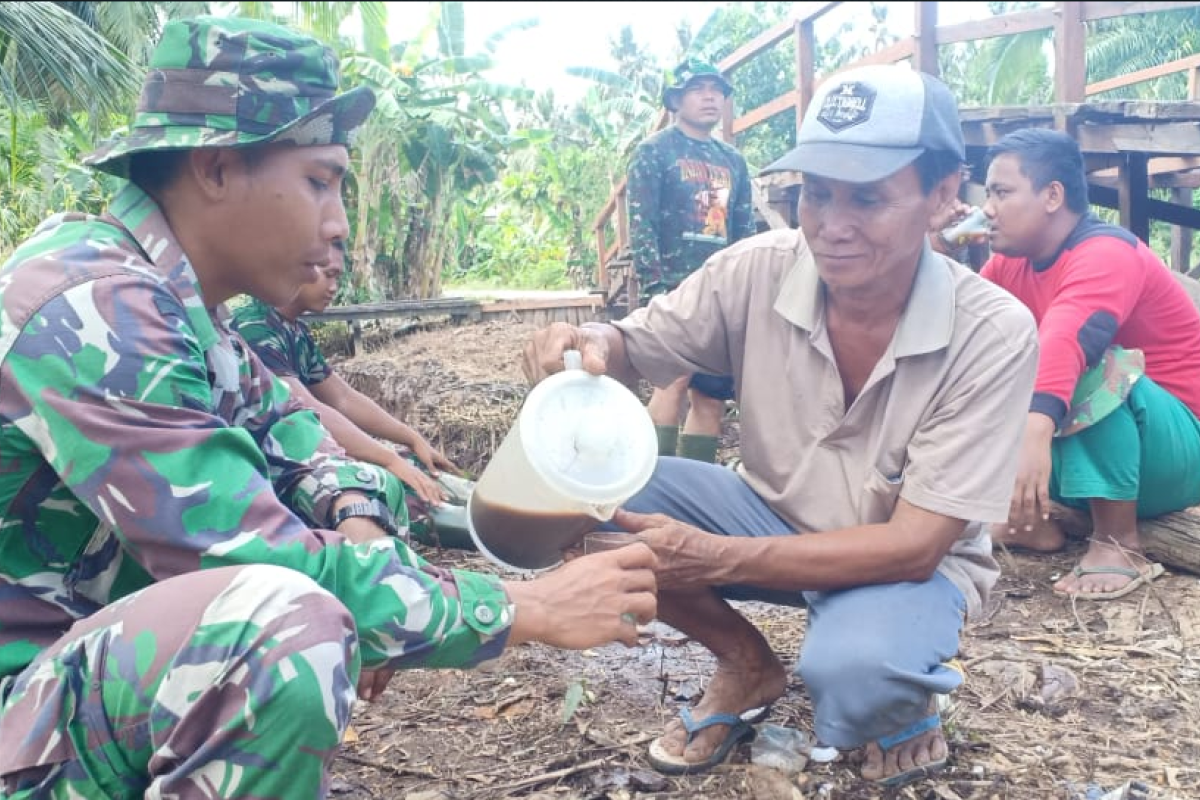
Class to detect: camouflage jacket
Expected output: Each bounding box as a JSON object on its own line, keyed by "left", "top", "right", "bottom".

{"left": 0, "top": 184, "right": 511, "bottom": 681}
{"left": 626, "top": 126, "right": 755, "bottom": 299}
{"left": 231, "top": 297, "right": 332, "bottom": 386}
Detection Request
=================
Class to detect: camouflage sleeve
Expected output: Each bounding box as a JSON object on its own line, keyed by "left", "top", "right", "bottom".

{"left": 232, "top": 303, "right": 298, "bottom": 378}
{"left": 295, "top": 321, "right": 333, "bottom": 386}
{"left": 729, "top": 155, "right": 757, "bottom": 243}
{"left": 626, "top": 141, "right": 662, "bottom": 275}
{"left": 5, "top": 275, "right": 511, "bottom": 669}
{"left": 249, "top": 365, "right": 376, "bottom": 527}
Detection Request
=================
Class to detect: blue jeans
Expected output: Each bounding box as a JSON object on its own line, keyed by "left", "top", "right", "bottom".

{"left": 607, "top": 457, "right": 966, "bottom": 748}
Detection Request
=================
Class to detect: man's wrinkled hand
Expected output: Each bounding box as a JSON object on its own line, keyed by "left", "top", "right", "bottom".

{"left": 521, "top": 322, "right": 609, "bottom": 384}
{"left": 609, "top": 508, "right": 726, "bottom": 591}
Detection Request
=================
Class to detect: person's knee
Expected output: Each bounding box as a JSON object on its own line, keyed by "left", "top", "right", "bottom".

{"left": 217, "top": 565, "right": 360, "bottom": 710}
{"left": 798, "top": 629, "right": 896, "bottom": 698}
{"left": 224, "top": 565, "right": 358, "bottom": 662}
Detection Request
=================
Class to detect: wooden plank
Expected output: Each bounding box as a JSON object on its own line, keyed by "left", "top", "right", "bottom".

{"left": 733, "top": 91, "right": 800, "bottom": 135}
{"left": 1091, "top": 169, "right": 1200, "bottom": 190}
{"left": 304, "top": 298, "right": 482, "bottom": 324}
{"left": 1078, "top": 122, "right": 1200, "bottom": 156}
{"left": 1086, "top": 53, "right": 1200, "bottom": 96}
{"left": 832, "top": 39, "right": 914, "bottom": 69}
{"left": 717, "top": 2, "right": 839, "bottom": 75}
{"left": 480, "top": 297, "right": 605, "bottom": 314}
{"left": 1083, "top": 0, "right": 1200, "bottom": 22}
{"left": 935, "top": 8, "right": 1058, "bottom": 45}
{"left": 590, "top": 178, "right": 625, "bottom": 232}
{"left": 1089, "top": 184, "right": 1200, "bottom": 229}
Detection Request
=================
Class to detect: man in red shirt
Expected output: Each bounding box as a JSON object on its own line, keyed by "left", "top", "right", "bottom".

{"left": 979, "top": 128, "right": 1200, "bottom": 598}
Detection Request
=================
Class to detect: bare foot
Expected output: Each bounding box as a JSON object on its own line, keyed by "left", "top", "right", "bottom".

{"left": 991, "top": 517, "right": 1066, "bottom": 552}
{"left": 653, "top": 657, "right": 788, "bottom": 767}
{"left": 1052, "top": 538, "right": 1151, "bottom": 596}
{"left": 859, "top": 718, "right": 948, "bottom": 784}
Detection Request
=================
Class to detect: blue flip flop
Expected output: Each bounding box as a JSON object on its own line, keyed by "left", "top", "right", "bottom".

{"left": 873, "top": 713, "right": 948, "bottom": 787}
{"left": 647, "top": 707, "right": 757, "bottom": 775}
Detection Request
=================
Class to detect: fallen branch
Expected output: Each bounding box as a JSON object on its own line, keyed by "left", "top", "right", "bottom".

{"left": 336, "top": 752, "right": 439, "bottom": 779}
{"left": 485, "top": 757, "right": 608, "bottom": 793}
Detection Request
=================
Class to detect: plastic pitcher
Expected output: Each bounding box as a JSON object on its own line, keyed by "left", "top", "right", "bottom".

{"left": 467, "top": 350, "right": 658, "bottom": 572}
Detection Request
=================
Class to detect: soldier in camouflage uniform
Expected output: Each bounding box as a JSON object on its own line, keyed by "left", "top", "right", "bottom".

{"left": 0, "top": 16, "right": 657, "bottom": 798}
{"left": 626, "top": 59, "right": 756, "bottom": 464}
{"left": 231, "top": 260, "right": 477, "bottom": 550}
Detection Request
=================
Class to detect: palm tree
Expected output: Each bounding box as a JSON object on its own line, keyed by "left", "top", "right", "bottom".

{"left": 0, "top": 2, "right": 141, "bottom": 126}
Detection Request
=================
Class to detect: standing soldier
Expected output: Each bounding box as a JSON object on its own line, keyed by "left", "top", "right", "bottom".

{"left": 626, "top": 59, "right": 756, "bottom": 463}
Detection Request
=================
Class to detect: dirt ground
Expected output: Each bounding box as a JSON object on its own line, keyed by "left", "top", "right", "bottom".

{"left": 326, "top": 317, "right": 1200, "bottom": 800}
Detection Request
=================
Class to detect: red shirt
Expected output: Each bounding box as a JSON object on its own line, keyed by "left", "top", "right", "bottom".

{"left": 982, "top": 214, "right": 1200, "bottom": 423}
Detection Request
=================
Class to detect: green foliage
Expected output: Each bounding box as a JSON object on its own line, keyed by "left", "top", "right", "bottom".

{"left": 341, "top": 2, "right": 534, "bottom": 300}
{"left": 1086, "top": 6, "right": 1200, "bottom": 101}
{"left": 0, "top": 2, "right": 142, "bottom": 130}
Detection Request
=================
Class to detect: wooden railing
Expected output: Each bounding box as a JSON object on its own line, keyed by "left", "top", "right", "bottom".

{"left": 592, "top": 0, "right": 1200, "bottom": 304}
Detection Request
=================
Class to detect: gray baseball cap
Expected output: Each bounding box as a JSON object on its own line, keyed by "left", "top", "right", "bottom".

{"left": 762, "top": 64, "right": 964, "bottom": 182}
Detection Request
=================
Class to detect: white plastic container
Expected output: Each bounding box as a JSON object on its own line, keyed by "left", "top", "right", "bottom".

{"left": 467, "top": 351, "right": 658, "bottom": 572}
{"left": 940, "top": 206, "right": 989, "bottom": 247}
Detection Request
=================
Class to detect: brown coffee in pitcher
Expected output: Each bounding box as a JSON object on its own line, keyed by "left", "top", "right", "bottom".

{"left": 468, "top": 496, "right": 599, "bottom": 571}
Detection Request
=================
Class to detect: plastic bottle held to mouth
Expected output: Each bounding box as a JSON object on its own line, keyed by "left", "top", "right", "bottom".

{"left": 940, "top": 206, "right": 989, "bottom": 247}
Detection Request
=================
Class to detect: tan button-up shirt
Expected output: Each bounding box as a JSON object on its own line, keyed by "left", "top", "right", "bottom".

{"left": 615, "top": 228, "right": 1039, "bottom": 617}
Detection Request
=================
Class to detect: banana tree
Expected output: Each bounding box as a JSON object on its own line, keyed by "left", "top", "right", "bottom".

{"left": 340, "top": 1, "right": 534, "bottom": 300}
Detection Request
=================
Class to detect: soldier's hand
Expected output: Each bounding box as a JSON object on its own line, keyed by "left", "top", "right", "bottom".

{"left": 504, "top": 544, "right": 657, "bottom": 649}
{"left": 357, "top": 668, "right": 396, "bottom": 703}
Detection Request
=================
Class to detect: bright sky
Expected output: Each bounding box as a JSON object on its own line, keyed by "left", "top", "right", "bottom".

{"left": 385, "top": 1, "right": 724, "bottom": 102}
{"left": 382, "top": 2, "right": 1010, "bottom": 103}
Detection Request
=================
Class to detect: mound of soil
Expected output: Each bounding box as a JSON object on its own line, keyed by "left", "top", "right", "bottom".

{"left": 328, "top": 318, "right": 1199, "bottom": 800}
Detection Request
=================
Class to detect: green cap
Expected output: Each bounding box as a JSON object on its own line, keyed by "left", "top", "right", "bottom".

{"left": 83, "top": 15, "right": 376, "bottom": 177}
{"left": 662, "top": 58, "right": 733, "bottom": 110}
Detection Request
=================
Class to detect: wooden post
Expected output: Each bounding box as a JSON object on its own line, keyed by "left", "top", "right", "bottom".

{"left": 1053, "top": 0, "right": 1086, "bottom": 131}
{"left": 1170, "top": 188, "right": 1194, "bottom": 272}
{"left": 1117, "top": 152, "right": 1150, "bottom": 243}
{"left": 616, "top": 184, "right": 630, "bottom": 255}
{"left": 795, "top": 18, "right": 815, "bottom": 138}
{"left": 913, "top": 1, "right": 939, "bottom": 77}
{"left": 595, "top": 227, "right": 607, "bottom": 295}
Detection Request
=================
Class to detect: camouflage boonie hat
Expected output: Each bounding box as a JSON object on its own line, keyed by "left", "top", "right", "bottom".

{"left": 83, "top": 15, "right": 376, "bottom": 177}
{"left": 1057, "top": 346, "right": 1145, "bottom": 438}
{"left": 662, "top": 58, "right": 733, "bottom": 109}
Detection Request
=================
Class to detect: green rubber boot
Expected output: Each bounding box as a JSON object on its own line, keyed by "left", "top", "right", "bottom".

{"left": 677, "top": 433, "right": 719, "bottom": 463}
{"left": 655, "top": 425, "right": 680, "bottom": 457}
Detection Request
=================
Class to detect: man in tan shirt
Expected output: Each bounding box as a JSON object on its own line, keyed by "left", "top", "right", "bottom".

{"left": 524, "top": 64, "right": 1038, "bottom": 787}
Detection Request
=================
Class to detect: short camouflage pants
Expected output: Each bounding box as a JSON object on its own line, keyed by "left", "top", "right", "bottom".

{"left": 0, "top": 564, "right": 360, "bottom": 798}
